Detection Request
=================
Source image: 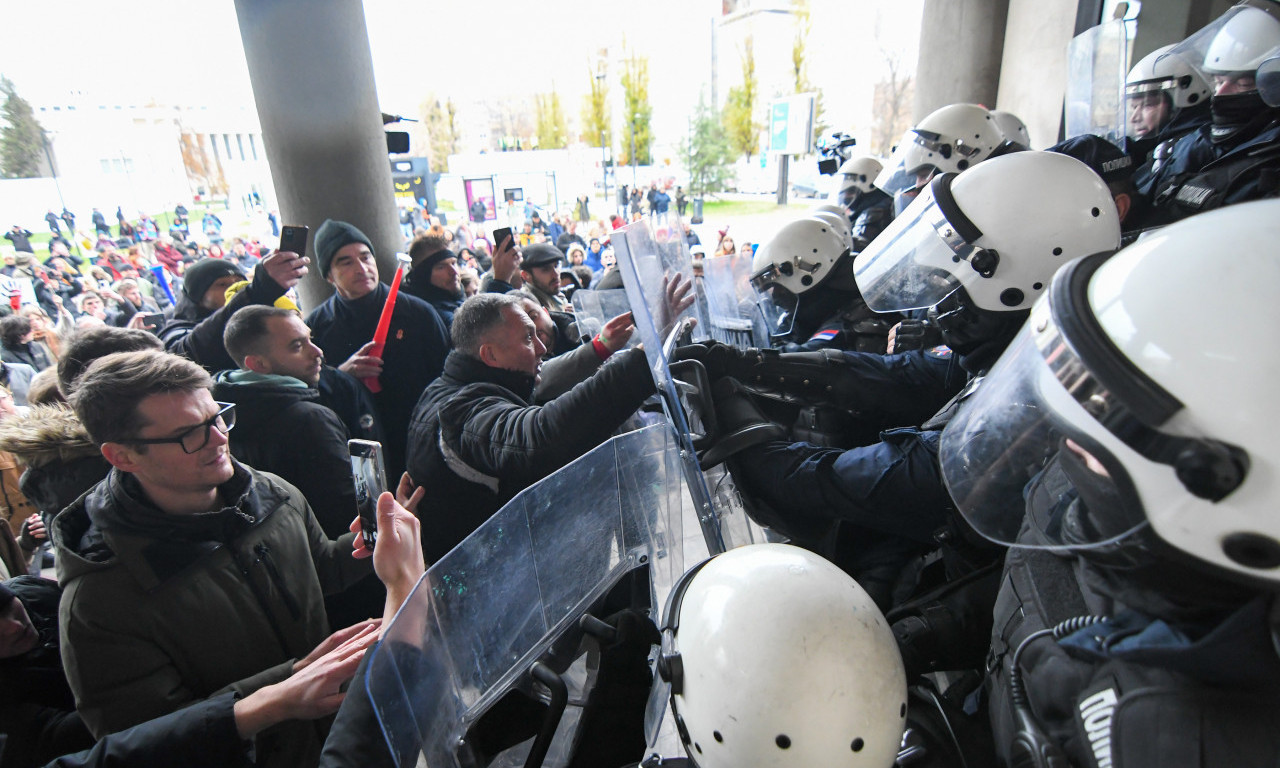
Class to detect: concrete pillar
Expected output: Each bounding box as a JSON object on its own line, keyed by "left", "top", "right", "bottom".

{"left": 996, "top": 0, "right": 1079, "bottom": 148}
{"left": 233, "top": 0, "right": 401, "bottom": 312}
{"left": 913, "top": 0, "right": 1011, "bottom": 121}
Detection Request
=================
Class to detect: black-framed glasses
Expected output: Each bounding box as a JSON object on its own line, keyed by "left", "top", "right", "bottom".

{"left": 128, "top": 402, "right": 236, "bottom": 454}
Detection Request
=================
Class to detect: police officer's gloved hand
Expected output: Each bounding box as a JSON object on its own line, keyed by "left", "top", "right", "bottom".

{"left": 887, "top": 318, "right": 943, "bottom": 354}
{"left": 671, "top": 341, "right": 765, "bottom": 382}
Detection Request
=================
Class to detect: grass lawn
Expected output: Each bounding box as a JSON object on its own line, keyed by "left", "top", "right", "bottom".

{"left": 699, "top": 199, "right": 809, "bottom": 218}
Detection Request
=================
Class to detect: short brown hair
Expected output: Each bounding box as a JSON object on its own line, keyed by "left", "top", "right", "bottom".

{"left": 69, "top": 350, "right": 211, "bottom": 446}
{"left": 57, "top": 326, "right": 162, "bottom": 396}
{"left": 408, "top": 233, "right": 450, "bottom": 267}
{"left": 224, "top": 305, "right": 299, "bottom": 367}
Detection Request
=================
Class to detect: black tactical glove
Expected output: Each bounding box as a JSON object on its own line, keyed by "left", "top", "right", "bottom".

{"left": 888, "top": 318, "right": 944, "bottom": 354}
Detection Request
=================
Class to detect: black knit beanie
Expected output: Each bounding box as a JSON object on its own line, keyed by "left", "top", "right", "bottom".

{"left": 182, "top": 258, "right": 246, "bottom": 301}
{"left": 315, "top": 219, "right": 375, "bottom": 278}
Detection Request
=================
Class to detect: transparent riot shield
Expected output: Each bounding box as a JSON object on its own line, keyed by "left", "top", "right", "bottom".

{"left": 570, "top": 288, "right": 634, "bottom": 348}
{"left": 612, "top": 217, "right": 771, "bottom": 556}
{"left": 366, "top": 424, "right": 685, "bottom": 767}
{"left": 699, "top": 254, "right": 773, "bottom": 349}
{"left": 1065, "top": 19, "right": 1130, "bottom": 147}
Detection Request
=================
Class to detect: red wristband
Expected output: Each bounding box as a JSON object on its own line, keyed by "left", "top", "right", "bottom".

{"left": 592, "top": 335, "right": 611, "bottom": 360}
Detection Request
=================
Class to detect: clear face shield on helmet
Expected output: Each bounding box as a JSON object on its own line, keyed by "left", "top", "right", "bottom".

{"left": 853, "top": 174, "right": 988, "bottom": 313}
{"left": 1166, "top": 1, "right": 1280, "bottom": 86}
{"left": 940, "top": 253, "right": 1251, "bottom": 554}
{"left": 1256, "top": 44, "right": 1280, "bottom": 105}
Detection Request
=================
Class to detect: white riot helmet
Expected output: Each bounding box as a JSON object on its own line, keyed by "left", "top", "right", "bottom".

{"left": 940, "top": 199, "right": 1280, "bottom": 585}
{"left": 875, "top": 104, "right": 1005, "bottom": 193}
{"left": 1126, "top": 45, "right": 1213, "bottom": 140}
{"left": 660, "top": 544, "right": 907, "bottom": 768}
{"left": 1128, "top": 45, "right": 1212, "bottom": 109}
{"left": 990, "top": 110, "right": 1032, "bottom": 147}
{"left": 751, "top": 216, "right": 848, "bottom": 296}
{"left": 809, "top": 210, "right": 854, "bottom": 251}
{"left": 1164, "top": 1, "right": 1280, "bottom": 80}
{"left": 832, "top": 156, "right": 884, "bottom": 207}
{"left": 854, "top": 151, "right": 1121, "bottom": 314}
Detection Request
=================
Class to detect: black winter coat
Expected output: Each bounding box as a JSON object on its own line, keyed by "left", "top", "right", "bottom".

{"left": 406, "top": 348, "right": 653, "bottom": 564}
{"left": 159, "top": 267, "right": 285, "bottom": 374}
{"left": 306, "top": 283, "right": 450, "bottom": 481}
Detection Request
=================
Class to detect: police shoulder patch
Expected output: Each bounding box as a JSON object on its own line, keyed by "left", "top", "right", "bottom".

{"left": 925, "top": 345, "right": 953, "bottom": 360}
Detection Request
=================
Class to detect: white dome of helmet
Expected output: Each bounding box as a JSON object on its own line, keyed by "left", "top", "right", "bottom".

{"left": 1203, "top": 2, "right": 1280, "bottom": 73}
{"left": 1164, "top": 0, "right": 1280, "bottom": 82}
{"left": 808, "top": 210, "right": 854, "bottom": 250}
{"left": 990, "top": 110, "right": 1032, "bottom": 147}
{"left": 901, "top": 103, "right": 1005, "bottom": 177}
{"left": 751, "top": 216, "right": 849, "bottom": 295}
{"left": 1127, "top": 44, "right": 1212, "bottom": 109}
{"left": 835, "top": 156, "right": 884, "bottom": 197}
{"left": 854, "top": 151, "right": 1121, "bottom": 313}
{"left": 940, "top": 199, "right": 1280, "bottom": 585}
{"left": 660, "top": 544, "right": 907, "bottom": 768}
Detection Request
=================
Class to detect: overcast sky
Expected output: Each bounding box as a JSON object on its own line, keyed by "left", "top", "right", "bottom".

{"left": 0, "top": 0, "right": 922, "bottom": 151}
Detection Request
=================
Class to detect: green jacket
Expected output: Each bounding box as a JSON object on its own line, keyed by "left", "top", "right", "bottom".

{"left": 52, "top": 462, "right": 370, "bottom": 767}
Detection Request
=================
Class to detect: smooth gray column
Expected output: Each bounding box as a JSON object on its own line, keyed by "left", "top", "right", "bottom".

{"left": 234, "top": 0, "right": 401, "bottom": 312}
{"left": 913, "top": 0, "right": 1011, "bottom": 120}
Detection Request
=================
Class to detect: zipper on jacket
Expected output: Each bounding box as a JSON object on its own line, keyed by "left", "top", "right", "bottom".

{"left": 255, "top": 542, "right": 303, "bottom": 621}
{"left": 228, "top": 545, "right": 295, "bottom": 658}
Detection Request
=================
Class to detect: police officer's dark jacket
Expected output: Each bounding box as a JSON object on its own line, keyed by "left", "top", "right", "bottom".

{"left": 406, "top": 347, "right": 654, "bottom": 564}
{"left": 987, "top": 504, "right": 1280, "bottom": 768}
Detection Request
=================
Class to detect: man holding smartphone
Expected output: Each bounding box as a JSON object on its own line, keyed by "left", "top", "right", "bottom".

{"left": 55, "top": 349, "right": 375, "bottom": 768}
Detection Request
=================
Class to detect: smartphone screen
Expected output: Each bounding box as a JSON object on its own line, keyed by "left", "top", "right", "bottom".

{"left": 279, "top": 225, "right": 309, "bottom": 258}
{"left": 491, "top": 227, "right": 513, "bottom": 250}
{"left": 348, "top": 440, "right": 387, "bottom": 549}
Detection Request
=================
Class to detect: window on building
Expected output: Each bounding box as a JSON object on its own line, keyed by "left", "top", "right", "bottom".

{"left": 223, "top": 134, "right": 233, "bottom": 160}
{"left": 248, "top": 134, "right": 258, "bottom": 161}
{"left": 100, "top": 159, "right": 111, "bottom": 174}
{"left": 236, "top": 134, "right": 246, "bottom": 161}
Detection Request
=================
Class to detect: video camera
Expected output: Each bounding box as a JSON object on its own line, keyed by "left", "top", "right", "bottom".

{"left": 816, "top": 132, "right": 857, "bottom": 175}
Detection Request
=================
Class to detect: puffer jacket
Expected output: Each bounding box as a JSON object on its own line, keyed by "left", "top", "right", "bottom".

{"left": 406, "top": 348, "right": 653, "bottom": 564}
{"left": 53, "top": 462, "right": 370, "bottom": 767}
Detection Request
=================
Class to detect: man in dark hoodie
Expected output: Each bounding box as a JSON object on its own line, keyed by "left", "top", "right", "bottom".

{"left": 54, "top": 349, "right": 374, "bottom": 767}
{"left": 305, "top": 219, "right": 450, "bottom": 481}
{"left": 402, "top": 232, "right": 463, "bottom": 327}
{"left": 158, "top": 248, "right": 308, "bottom": 374}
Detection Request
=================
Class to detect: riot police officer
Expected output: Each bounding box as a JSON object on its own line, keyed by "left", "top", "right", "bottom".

{"left": 709, "top": 151, "right": 1123, "bottom": 608}
{"left": 939, "top": 199, "right": 1280, "bottom": 767}
{"left": 1133, "top": 0, "right": 1280, "bottom": 228}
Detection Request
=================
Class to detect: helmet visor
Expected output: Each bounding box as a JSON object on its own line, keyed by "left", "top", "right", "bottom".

{"left": 940, "top": 308, "right": 1149, "bottom": 550}
{"left": 873, "top": 132, "right": 921, "bottom": 194}
{"left": 1168, "top": 3, "right": 1280, "bottom": 77}
{"left": 853, "top": 182, "right": 966, "bottom": 312}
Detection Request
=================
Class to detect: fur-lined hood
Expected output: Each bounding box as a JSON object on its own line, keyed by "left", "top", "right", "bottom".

{"left": 0, "top": 405, "right": 100, "bottom": 469}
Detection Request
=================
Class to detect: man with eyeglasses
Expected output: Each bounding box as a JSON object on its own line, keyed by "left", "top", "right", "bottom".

{"left": 52, "top": 349, "right": 377, "bottom": 768}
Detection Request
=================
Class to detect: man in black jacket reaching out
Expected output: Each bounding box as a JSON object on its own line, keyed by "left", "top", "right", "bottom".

{"left": 406, "top": 291, "right": 675, "bottom": 564}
